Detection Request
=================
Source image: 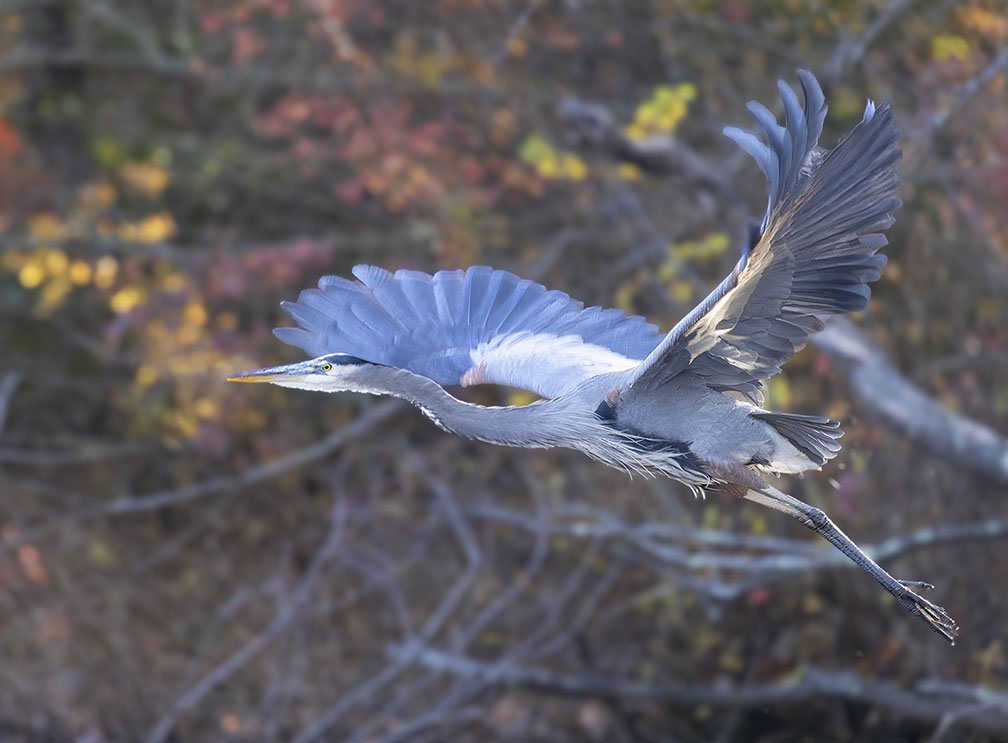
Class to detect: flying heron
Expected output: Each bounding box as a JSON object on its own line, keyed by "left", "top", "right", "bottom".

{"left": 231, "top": 71, "right": 957, "bottom": 642}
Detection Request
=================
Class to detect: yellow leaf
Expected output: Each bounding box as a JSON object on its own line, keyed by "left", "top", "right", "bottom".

{"left": 118, "top": 213, "right": 175, "bottom": 243}
{"left": 518, "top": 134, "right": 552, "bottom": 164}
{"left": 119, "top": 161, "right": 170, "bottom": 197}
{"left": 536, "top": 155, "right": 559, "bottom": 178}
{"left": 69, "top": 260, "right": 92, "bottom": 285}
{"left": 766, "top": 376, "right": 792, "bottom": 409}
{"left": 28, "top": 213, "right": 68, "bottom": 241}
{"left": 176, "top": 324, "right": 201, "bottom": 345}
{"left": 634, "top": 101, "right": 659, "bottom": 128}
{"left": 18, "top": 262, "right": 45, "bottom": 289}
{"left": 135, "top": 365, "right": 158, "bottom": 386}
{"left": 183, "top": 301, "right": 207, "bottom": 326}
{"left": 109, "top": 286, "right": 146, "bottom": 313}
{"left": 622, "top": 123, "right": 647, "bottom": 141}
{"left": 94, "top": 256, "right": 118, "bottom": 289}
{"left": 38, "top": 277, "right": 71, "bottom": 312}
{"left": 173, "top": 411, "right": 199, "bottom": 439}
{"left": 614, "top": 278, "right": 639, "bottom": 313}
{"left": 932, "top": 34, "right": 970, "bottom": 61}
{"left": 653, "top": 85, "right": 677, "bottom": 104}
{"left": 43, "top": 249, "right": 68, "bottom": 276}
{"left": 194, "top": 398, "right": 217, "bottom": 419}
{"left": 702, "top": 505, "right": 719, "bottom": 528}
{"left": 618, "top": 163, "right": 641, "bottom": 180}
{"left": 161, "top": 272, "right": 187, "bottom": 292}
{"left": 670, "top": 279, "right": 693, "bottom": 304}
{"left": 560, "top": 153, "right": 588, "bottom": 180}
{"left": 77, "top": 182, "right": 117, "bottom": 212}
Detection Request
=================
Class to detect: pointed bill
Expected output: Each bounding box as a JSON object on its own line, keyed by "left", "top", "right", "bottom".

{"left": 227, "top": 360, "right": 311, "bottom": 383}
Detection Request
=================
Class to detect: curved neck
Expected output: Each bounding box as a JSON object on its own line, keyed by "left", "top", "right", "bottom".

{"left": 353, "top": 367, "right": 583, "bottom": 449}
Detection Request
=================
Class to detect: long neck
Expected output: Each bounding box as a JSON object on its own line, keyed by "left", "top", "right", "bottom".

{"left": 356, "top": 367, "right": 585, "bottom": 450}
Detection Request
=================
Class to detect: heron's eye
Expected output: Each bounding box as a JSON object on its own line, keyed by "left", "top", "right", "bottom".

{"left": 320, "top": 362, "right": 333, "bottom": 372}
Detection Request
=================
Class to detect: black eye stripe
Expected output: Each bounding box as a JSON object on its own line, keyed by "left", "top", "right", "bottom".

{"left": 320, "top": 354, "right": 368, "bottom": 366}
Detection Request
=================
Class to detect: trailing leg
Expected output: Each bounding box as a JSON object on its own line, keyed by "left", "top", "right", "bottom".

{"left": 742, "top": 484, "right": 958, "bottom": 643}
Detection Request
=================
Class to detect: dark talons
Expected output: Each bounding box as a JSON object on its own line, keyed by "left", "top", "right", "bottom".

{"left": 745, "top": 486, "right": 958, "bottom": 644}
{"left": 897, "top": 581, "right": 958, "bottom": 644}
{"left": 899, "top": 580, "right": 935, "bottom": 591}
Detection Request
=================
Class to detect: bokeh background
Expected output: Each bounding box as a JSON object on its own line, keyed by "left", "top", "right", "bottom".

{"left": 2, "top": 1, "right": 1007, "bottom": 741}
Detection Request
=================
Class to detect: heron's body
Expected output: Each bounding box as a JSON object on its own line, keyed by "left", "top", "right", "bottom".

{"left": 231, "top": 72, "right": 958, "bottom": 642}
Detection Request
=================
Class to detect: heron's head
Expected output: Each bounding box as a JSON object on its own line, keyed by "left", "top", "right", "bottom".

{"left": 228, "top": 353, "right": 378, "bottom": 392}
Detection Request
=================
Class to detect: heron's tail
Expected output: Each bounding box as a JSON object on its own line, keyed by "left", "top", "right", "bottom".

{"left": 751, "top": 411, "right": 843, "bottom": 469}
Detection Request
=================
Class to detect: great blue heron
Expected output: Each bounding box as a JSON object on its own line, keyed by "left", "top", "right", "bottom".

{"left": 230, "top": 71, "right": 957, "bottom": 642}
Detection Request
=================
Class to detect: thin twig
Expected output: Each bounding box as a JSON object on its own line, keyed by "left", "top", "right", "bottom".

{"left": 145, "top": 498, "right": 349, "bottom": 743}
{"left": 923, "top": 44, "right": 1008, "bottom": 141}
{"left": 101, "top": 400, "right": 402, "bottom": 514}
{"left": 0, "top": 371, "right": 22, "bottom": 434}
{"left": 822, "top": 0, "right": 918, "bottom": 81}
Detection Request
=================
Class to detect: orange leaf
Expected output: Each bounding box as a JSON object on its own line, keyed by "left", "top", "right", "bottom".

{"left": 0, "top": 119, "right": 21, "bottom": 157}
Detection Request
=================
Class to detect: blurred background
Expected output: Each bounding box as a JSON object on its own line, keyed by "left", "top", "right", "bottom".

{"left": 1, "top": 1, "right": 1007, "bottom": 741}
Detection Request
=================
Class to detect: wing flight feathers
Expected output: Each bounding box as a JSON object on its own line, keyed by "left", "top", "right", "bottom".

{"left": 625, "top": 71, "right": 900, "bottom": 403}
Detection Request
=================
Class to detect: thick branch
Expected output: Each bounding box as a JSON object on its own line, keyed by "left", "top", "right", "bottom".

{"left": 559, "top": 97, "right": 729, "bottom": 189}
{"left": 393, "top": 646, "right": 1008, "bottom": 734}
{"left": 466, "top": 503, "right": 1008, "bottom": 575}
{"left": 815, "top": 319, "right": 1008, "bottom": 484}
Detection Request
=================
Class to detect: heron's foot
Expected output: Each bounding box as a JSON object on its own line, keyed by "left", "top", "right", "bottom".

{"left": 898, "top": 579, "right": 934, "bottom": 591}
{"left": 895, "top": 579, "right": 957, "bottom": 644}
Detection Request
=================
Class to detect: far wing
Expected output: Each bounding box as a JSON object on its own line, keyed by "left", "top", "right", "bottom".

{"left": 275, "top": 265, "right": 663, "bottom": 399}
{"left": 624, "top": 71, "right": 900, "bottom": 404}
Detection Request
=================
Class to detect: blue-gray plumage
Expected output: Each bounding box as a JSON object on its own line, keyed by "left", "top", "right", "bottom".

{"left": 230, "top": 71, "right": 957, "bottom": 643}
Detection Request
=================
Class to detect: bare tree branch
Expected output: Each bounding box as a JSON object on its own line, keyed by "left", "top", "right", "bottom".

{"left": 559, "top": 97, "right": 730, "bottom": 190}
{"left": 146, "top": 497, "right": 350, "bottom": 743}
{"left": 821, "top": 0, "right": 918, "bottom": 82}
{"left": 466, "top": 502, "right": 1008, "bottom": 574}
{"left": 815, "top": 318, "right": 1008, "bottom": 484}
{"left": 391, "top": 646, "right": 1008, "bottom": 733}
{"left": 101, "top": 400, "right": 402, "bottom": 514}
{"left": 922, "top": 44, "right": 1008, "bottom": 142}
{"left": 0, "top": 371, "right": 22, "bottom": 434}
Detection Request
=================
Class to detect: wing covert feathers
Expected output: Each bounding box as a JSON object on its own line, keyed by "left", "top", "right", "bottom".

{"left": 274, "top": 265, "right": 663, "bottom": 397}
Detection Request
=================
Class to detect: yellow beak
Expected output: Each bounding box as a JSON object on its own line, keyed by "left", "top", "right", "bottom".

{"left": 227, "top": 373, "right": 280, "bottom": 383}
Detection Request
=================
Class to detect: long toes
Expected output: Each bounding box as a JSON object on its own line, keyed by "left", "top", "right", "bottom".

{"left": 899, "top": 579, "right": 935, "bottom": 591}
{"left": 902, "top": 584, "right": 958, "bottom": 643}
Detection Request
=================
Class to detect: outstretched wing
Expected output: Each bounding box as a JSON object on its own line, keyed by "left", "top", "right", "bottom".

{"left": 275, "top": 265, "right": 663, "bottom": 399}
{"left": 624, "top": 70, "right": 900, "bottom": 404}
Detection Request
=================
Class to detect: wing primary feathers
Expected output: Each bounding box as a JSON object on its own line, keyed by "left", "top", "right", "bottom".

{"left": 625, "top": 70, "right": 900, "bottom": 400}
